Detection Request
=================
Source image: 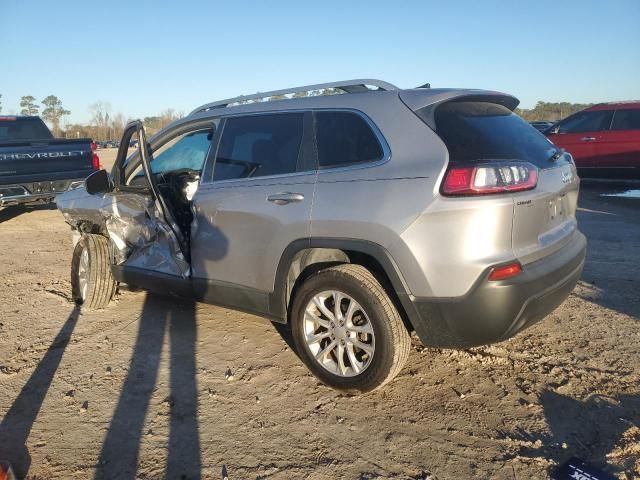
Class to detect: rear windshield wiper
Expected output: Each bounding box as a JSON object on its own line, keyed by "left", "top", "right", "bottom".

{"left": 549, "top": 148, "right": 565, "bottom": 162}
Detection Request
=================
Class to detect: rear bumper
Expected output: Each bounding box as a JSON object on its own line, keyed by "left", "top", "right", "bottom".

{"left": 404, "top": 232, "right": 587, "bottom": 348}
{"left": 0, "top": 179, "right": 86, "bottom": 206}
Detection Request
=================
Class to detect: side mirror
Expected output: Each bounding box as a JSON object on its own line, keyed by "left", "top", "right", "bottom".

{"left": 547, "top": 125, "right": 560, "bottom": 135}
{"left": 85, "top": 169, "right": 112, "bottom": 195}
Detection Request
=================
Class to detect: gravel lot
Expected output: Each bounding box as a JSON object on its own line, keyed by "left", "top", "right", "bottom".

{"left": 0, "top": 160, "right": 638, "bottom": 479}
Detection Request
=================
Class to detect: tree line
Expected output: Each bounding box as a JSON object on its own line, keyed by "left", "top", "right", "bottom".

{"left": 0, "top": 94, "right": 182, "bottom": 140}
{"left": 515, "top": 101, "right": 594, "bottom": 122}
{"left": 66, "top": 102, "right": 183, "bottom": 141}
{"left": 0, "top": 94, "right": 71, "bottom": 136}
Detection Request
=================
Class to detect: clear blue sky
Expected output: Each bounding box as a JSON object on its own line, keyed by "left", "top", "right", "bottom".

{"left": 1, "top": 0, "right": 639, "bottom": 124}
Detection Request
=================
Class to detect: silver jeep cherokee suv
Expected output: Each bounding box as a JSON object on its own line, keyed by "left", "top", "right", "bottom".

{"left": 57, "top": 79, "right": 586, "bottom": 392}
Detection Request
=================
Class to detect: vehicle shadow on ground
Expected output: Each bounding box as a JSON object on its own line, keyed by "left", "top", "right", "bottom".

{"left": 0, "top": 306, "right": 81, "bottom": 478}
{"left": 271, "top": 322, "right": 299, "bottom": 358}
{"left": 572, "top": 279, "right": 640, "bottom": 322}
{"left": 575, "top": 181, "right": 640, "bottom": 321}
{"left": 0, "top": 203, "right": 57, "bottom": 223}
{"left": 95, "top": 293, "right": 201, "bottom": 480}
{"left": 506, "top": 389, "right": 640, "bottom": 476}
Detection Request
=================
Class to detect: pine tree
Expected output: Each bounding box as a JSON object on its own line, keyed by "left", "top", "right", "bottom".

{"left": 20, "top": 95, "right": 40, "bottom": 115}
{"left": 41, "top": 95, "right": 71, "bottom": 135}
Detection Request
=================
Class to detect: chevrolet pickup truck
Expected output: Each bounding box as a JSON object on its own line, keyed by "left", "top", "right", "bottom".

{"left": 0, "top": 116, "right": 99, "bottom": 206}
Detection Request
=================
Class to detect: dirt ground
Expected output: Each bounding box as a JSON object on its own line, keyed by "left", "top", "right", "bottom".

{"left": 0, "top": 158, "right": 638, "bottom": 479}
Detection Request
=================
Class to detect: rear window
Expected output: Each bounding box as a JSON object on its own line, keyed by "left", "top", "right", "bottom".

{"left": 0, "top": 117, "right": 53, "bottom": 141}
{"left": 432, "top": 101, "right": 558, "bottom": 167}
{"left": 611, "top": 109, "right": 640, "bottom": 131}
{"left": 315, "top": 111, "right": 384, "bottom": 168}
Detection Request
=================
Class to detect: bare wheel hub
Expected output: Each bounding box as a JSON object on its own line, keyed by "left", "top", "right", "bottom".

{"left": 330, "top": 323, "right": 347, "bottom": 341}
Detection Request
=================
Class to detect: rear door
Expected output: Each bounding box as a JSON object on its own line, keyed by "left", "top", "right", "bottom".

{"left": 190, "top": 111, "right": 315, "bottom": 306}
{"left": 597, "top": 107, "right": 640, "bottom": 170}
{"left": 546, "top": 109, "right": 613, "bottom": 168}
{"left": 511, "top": 161, "right": 580, "bottom": 264}
{"left": 432, "top": 100, "right": 581, "bottom": 264}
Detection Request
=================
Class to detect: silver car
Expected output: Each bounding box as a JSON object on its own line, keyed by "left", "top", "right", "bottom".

{"left": 57, "top": 79, "right": 586, "bottom": 392}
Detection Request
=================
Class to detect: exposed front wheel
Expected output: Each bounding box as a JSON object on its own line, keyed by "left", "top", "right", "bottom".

{"left": 291, "top": 264, "right": 411, "bottom": 393}
{"left": 71, "top": 234, "right": 116, "bottom": 309}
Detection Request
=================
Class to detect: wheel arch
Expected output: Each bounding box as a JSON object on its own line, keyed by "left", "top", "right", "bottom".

{"left": 68, "top": 218, "right": 107, "bottom": 238}
{"left": 269, "top": 238, "right": 417, "bottom": 333}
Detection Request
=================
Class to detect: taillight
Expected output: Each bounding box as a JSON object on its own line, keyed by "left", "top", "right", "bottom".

{"left": 0, "top": 461, "right": 16, "bottom": 480}
{"left": 442, "top": 162, "right": 538, "bottom": 196}
{"left": 89, "top": 140, "right": 101, "bottom": 169}
{"left": 488, "top": 262, "right": 522, "bottom": 281}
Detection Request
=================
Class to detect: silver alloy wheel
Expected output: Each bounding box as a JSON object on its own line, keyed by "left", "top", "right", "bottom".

{"left": 303, "top": 290, "right": 375, "bottom": 377}
{"left": 78, "top": 247, "right": 89, "bottom": 301}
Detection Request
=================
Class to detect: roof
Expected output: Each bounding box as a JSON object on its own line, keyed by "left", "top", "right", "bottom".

{"left": 189, "top": 79, "right": 399, "bottom": 115}
{"left": 186, "top": 79, "right": 519, "bottom": 121}
{"left": 587, "top": 101, "right": 640, "bottom": 111}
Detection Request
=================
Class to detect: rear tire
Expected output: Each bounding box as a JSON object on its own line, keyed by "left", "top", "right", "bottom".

{"left": 290, "top": 264, "right": 411, "bottom": 393}
{"left": 71, "top": 234, "right": 116, "bottom": 309}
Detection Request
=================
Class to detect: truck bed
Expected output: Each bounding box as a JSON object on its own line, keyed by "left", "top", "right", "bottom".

{"left": 0, "top": 117, "right": 97, "bottom": 206}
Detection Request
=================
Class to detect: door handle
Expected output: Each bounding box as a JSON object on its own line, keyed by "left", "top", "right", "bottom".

{"left": 267, "top": 192, "right": 304, "bottom": 205}
{"left": 580, "top": 136, "right": 596, "bottom": 142}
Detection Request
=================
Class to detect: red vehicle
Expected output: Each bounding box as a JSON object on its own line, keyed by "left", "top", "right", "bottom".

{"left": 545, "top": 101, "right": 640, "bottom": 177}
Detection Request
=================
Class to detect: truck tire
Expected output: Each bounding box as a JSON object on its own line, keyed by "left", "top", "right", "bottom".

{"left": 290, "top": 264, "right": 411, "bottom": 393}
{"left": 71, "top": 234, "right": 116, "bottom": 309}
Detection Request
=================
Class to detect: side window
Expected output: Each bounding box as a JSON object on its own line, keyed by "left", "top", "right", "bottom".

{"left": 611, "top": 109, "right": 640, "bottom": 131}
{"left": 558, "top": 111, "right": 613, "bottom": 134}
{"left": 315, "top": 111, "right": 383, "bottom": 168}
{"left": 150, "top": 129, "right": 212, "bottom": 174}
{"left": 213, "top": 113, "right": 304, "bottom": 181}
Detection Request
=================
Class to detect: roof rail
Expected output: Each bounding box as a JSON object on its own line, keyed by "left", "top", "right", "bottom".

{"left": 189, "top": 78, "right": 399, "bottom": 116}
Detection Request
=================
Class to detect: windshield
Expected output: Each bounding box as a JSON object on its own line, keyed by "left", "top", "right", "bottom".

{"left": 433, "top": 101, "right": 561, "bottom": 168}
